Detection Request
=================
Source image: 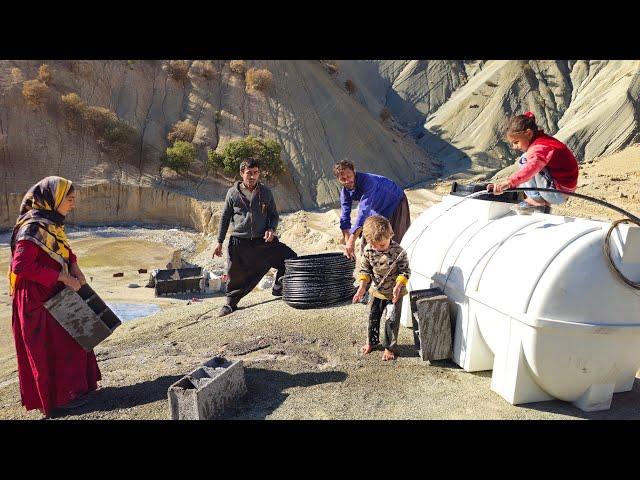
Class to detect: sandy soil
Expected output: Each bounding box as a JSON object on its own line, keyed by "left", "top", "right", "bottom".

{"left": 1, "top": 146, "right": 639, "bottom": 420}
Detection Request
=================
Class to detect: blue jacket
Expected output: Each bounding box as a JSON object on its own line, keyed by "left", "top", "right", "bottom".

{"left": 339, "top": 172, "right": 404, "bottom": 235}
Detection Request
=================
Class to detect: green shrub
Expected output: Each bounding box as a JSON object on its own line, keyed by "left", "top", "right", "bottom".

{"left": 103, "top": 120, "right": 138, "bottom": 153}
{"left": 207, "top": 136, "right": 284, "bottom": 180}
{"left": 22, "top": 79, "right": 50, "bottom": 106}
{"left": 246, "top": 67, "right": 273, "bottom": 92}
{"left": 167, "top": 119, "right": 196, "bottom": 144}
{"left": 164, "top": 140, "right": 197, "bottom": 173}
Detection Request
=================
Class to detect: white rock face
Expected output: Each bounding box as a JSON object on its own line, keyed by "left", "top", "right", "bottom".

{"left": 1, "top": 59, "right": 638, "bottom": 231}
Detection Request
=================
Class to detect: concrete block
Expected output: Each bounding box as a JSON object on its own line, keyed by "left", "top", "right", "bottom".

{"left": 168, "top": 357, "right": 247, "bottom": 420}
{"left": 410, "top": 288, "right": 453, "bottom": 362}
{"left": 44, "top": 284, "right": 121, "bottom": 351}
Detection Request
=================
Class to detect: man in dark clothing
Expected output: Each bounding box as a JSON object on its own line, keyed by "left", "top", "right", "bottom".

{"left": 213, "top": 158, "right": 297, "bottom": 317}
{"left": 334, "top": 160, "right": 411, "bottom": 260}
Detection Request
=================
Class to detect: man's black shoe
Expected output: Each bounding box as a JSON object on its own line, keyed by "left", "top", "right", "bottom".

{"left": 218, "top": 305, "right": 235, "bottom": 317}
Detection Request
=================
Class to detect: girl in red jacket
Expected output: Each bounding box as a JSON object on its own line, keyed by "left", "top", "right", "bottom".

{"left": 489, "top": 112, "right": 579, "bottom": 213}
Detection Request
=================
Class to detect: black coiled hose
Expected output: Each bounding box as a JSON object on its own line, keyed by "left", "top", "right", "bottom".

{"left": 283, "top": 253, "right": 356, "bottom": 309}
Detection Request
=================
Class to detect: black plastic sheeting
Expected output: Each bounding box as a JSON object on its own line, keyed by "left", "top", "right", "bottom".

{"left": 283, "top": 253, "right": 356, "bottom": 309}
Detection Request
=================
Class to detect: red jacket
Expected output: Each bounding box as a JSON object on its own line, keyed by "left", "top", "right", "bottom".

{"left": 508, "top": 133, "right": 579, "bottom": 192}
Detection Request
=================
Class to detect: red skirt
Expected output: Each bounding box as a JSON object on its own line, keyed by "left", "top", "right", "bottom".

{"left": 11, "top": 240, "right": 101, "bottom": 416}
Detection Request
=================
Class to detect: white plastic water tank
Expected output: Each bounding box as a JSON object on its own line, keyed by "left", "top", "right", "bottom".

{"left": 400, "top": 194, "right": 640, "bottom": 411}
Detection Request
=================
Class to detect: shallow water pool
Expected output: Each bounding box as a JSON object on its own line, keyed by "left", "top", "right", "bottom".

{"left": 106, "top": 302, "right": 161, "bottom": 322}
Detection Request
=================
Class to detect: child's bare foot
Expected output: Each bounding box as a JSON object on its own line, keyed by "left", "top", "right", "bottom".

{"left": 361, "top": 344, "right": 374, "bottom": 354}
{"left": 382, "top": 349, "right": 395, "bottom": 361}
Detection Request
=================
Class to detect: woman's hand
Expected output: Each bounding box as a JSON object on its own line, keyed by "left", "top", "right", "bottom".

{"left": 70, "top": 263, "right": 87, "bottom": 285}
{"left": 59, "top": 272, "right": 81, "bottom": 291}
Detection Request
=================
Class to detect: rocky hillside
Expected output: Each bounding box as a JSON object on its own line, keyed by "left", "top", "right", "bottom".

{"left": 0, "top": 60, "right": 434, "bottom": 231}
{"left": 341, "top": 60, "right": 640, "bottom": 173}
{"left": 1, "top": 59, "right": 639, "bottom": 232}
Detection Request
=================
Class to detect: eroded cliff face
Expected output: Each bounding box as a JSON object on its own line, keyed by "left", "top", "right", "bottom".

{"left": 345, "top": 60, "right": 640, "bottom": 173}
{"left": 0, "top": 59, "right": 434, "bottom": 230}
{"left": 1, "top": 59, "right": 639, "bottom": 232}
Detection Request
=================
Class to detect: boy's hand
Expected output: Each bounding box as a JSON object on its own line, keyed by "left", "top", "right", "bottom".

{"left": 392, "top": 282, "right": 403, "bottom": 304}
{"left": 352, "top": 286, "right": 366, "bottom": 304}
{"left": 264, "top": 229, "right": 274, "bottom": 242}
{"left": 213, "top": 243, "right": 223, "bottom": 257}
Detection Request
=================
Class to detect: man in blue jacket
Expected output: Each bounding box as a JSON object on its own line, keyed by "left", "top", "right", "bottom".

{"left": 334, "top": 159, "right": 411, "bottom": 260}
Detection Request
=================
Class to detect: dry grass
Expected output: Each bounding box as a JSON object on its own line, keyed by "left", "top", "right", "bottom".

{"left": 22, "top": 79, "right": 50, "bottom": 107}
{"left": 189, "top": 60, "right": 217, "bottom": 79}
{"left": 10, "top": 67, "right": 24, "bottom": 84}
{"left": 37, "top": 64, "right": 52, "bottom": 85}
{"left": 246, "top": 68, "right": 273, "bottom": 92}
{"left": 167, "top": 119, "right": 197, "bottom": 144}
{"left": 229, "top": 60, "right": 247, "bottom": 76}
{"left": 166, "top": 60, "right": 190, "bottom": 84}
{"left": 344, "top": 79, "right": 357, "bottom": 95}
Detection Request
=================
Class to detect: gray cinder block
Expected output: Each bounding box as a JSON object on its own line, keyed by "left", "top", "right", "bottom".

{"left": 168, "top": 357, "right": 247, "bottom": 420}
{"left": 44, "top": 284, "right": 121, "bottom": 351}
{"left": 410, "top": 288, "right": 453, "bottom": 362}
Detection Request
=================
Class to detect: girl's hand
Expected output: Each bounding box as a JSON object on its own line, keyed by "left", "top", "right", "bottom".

{"left": 488, "top": 181, "right": 511, "bottom": 195}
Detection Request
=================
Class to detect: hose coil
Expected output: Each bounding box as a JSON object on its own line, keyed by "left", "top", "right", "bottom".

{"left": 283, "top": 253, "right": 356, "bottom": 309}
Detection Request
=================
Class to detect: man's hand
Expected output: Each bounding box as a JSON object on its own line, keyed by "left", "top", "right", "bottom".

{"left": 488, "top": 181, "right": 511, "bottom": 195}
{"left": 213, "top": 242, "right": 223, "bottom": 257}
{"left": 392, "top": 282, "right": 403, "bottom": 304}
{"left": 70, "top": 263, "right": 87, "bottom": 285}
{"left": 344, "top": 235, "right": 356, "bottom": 260}
{"left": 352, "top": 285, "right": 367, "bottom": 304}
{"left": 264, "top": 229, "right": 275, "bottom": 242}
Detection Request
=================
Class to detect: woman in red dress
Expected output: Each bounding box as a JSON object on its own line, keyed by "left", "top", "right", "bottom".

{"left": 8, "top": 176, "right": 101, "bottom": 417}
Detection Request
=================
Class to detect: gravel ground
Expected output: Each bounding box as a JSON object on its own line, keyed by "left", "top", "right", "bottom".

{"left": 1, "top": 288, "right": 638, "bottom": 420}
{"left": 1, "top": 178, "right": 639, "bottom": 420}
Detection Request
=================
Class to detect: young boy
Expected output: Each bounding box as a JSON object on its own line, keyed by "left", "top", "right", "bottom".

{"left": 352, "top": 215, "right": 410, "bottom": 361}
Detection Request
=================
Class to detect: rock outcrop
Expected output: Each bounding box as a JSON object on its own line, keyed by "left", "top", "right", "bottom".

{"left": 1, "top": 59, "right": 639, "bottom": 232}
{"left": 0, "top": 60, "right": 434, "bottom": 230}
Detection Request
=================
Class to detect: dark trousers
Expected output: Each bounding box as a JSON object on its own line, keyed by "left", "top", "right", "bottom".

{"left": 225, "top": 236, "right": 297, "bottom": 308}
{"left": 360, "top": 193, "right": 411, "bottom": 253}
{"left": 368, "top": 297, "right": 401, "bottom": 351}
